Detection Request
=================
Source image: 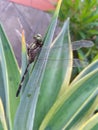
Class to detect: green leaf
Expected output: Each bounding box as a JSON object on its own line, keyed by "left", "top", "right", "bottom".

{"left": 0, "top": 99, "right": 8, "bottom": 130}
{"left": 0, "top": 36, "right": 11, "bottom": 129}
{"left": 80, "top": 113, "right": 98, "bottom": 130}
{"left": 21, "top": 30, "right": 28, "bottom": 73}
{"left": 0, "top": 24, "right": 20, "bottom": 129}
{"left": 33, "top": 18, "right": 72, "bottom": 130}
{"left": 14, "top": 0, "right": 63, "bottom": 130}
{"left": 0, "top": 124, "right": 3, "bottom": 130}
{"left": 19, "top": 30, "right": 29, "bottom": 96}
{"left": 85, "top": 22, "right": 98, "bottom": 27}
{"left": 0, "top": 61, "right": 6, "bottom": 114}
{"left": 71, "top": 60, "right": 98, "bottom": 85}
{"left": 65, "top": 92, "right": 98, "bottom": 130}
{"left": 87, "top": 29, "right": 98, "bottom": 35}
{"left": 93, "top": 55, "right": 98, "bottom": 61}
{"left": 39, "top": 69, "right": 98, "bottom": 129}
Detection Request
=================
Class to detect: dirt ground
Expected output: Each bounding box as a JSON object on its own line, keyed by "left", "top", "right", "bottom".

{"left": 0, "top": 0, "right": 51, "bottom": 66}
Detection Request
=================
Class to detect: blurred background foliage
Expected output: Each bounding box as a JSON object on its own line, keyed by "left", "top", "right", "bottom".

{"left": 59, "top": 0, "right": 98, "bottom": 62}
{"left": 57, "top": 0, "right": 98, "bottom": 78}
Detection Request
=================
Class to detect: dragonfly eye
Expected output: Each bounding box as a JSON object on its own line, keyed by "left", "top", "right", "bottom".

{"left": 33, "top": 34, "right": 42, "bottom": 43}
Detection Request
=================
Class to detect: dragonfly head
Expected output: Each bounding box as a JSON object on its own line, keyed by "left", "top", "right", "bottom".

{"left": 33, "top": 34, "right": 43, "bottom": 44}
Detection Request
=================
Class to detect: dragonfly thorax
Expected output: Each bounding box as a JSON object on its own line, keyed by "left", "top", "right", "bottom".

{"left": 27, "top": 34, "right": 43, "bottom": 63}
{"left": 33, "top": 34, "right": 43, "bottom": 44}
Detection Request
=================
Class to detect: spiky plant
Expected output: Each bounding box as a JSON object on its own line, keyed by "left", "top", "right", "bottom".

{"left": 0, "top": 0, "right": 98, "bottom": 130}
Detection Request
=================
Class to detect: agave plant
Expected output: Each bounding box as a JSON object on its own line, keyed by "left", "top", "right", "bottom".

{"left": 0, "top": 0, "right": 98, "bottom": 130}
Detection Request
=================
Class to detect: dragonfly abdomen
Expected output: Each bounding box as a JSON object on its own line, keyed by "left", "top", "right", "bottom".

{"left": 16, "top": 63, "right": 30, "bottom": 97}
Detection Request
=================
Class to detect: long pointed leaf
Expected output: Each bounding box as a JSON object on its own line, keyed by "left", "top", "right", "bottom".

{"left": 80, "top": 114, "right": 98, "bottom": 130}
{"left": 71, "top": 60, "right": 98, "bottom": 85}
{"left": 0, "top": 24, "right": 20, "bottom": 129}
{"left": 0, "top": 37, "right": 11, "bottom": 129}
{"left": 39, "top": 69, "right": 98, "bottom": 129}
{"left": 71, "top": 96, "right": 98, "bottom": 130}
{"left": 0, "top": 62, "right": 6, "bottom": 114}
{"left": 33, "top": 18, "right": 72, "bottom": 130}
{"left": 19, "top": 30, "right": 29, "bottom": 96}
{"left": 0, "top": 99, "right": 8, "bottom": 130}
{"left": 14, "top": 0, "right": 63, "bottom": 130}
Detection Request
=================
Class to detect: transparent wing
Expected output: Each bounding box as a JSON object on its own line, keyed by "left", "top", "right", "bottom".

{"left": 37, "top": 40, "right": 93, "bottom": 68}
{"left": 72, "top": 40, "right": 94, "bottom": 50}
{"left": 41, "top": 40, "right": 94, "bottom": 50}
{"left": 38, "top": 57, "right": 88, "bottom": 68}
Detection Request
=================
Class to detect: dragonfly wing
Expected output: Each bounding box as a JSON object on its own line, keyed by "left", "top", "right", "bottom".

{"left": 72, "top": 40, "right": 94, "bottom": 50}
{"left": 41, "top": 40, "right": 94, "bottom": 51}
{"left": 73, "top": 59, "right": 88, "bottom": 67}
{"left": 36, "top": 40, "right": 92, "bottom": 68}
{"left": 38, "top": 45, "right": 88, "bottom": 68}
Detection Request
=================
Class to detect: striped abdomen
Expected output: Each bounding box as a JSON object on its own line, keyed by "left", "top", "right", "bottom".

{"left": 16, "top": 63, "right": 30, "bottom": 97}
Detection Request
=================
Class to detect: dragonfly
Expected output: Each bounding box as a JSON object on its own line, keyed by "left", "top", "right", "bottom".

{"left": 16, "top": 34, "right": 43, "bottom": 97}
{"left": 16, "top": 34, "right": 94, "bottom": 97}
